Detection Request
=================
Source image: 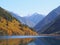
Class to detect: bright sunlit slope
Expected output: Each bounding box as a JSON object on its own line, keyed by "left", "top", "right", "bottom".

{"left": 0, "top": 7, "right": 38, "bottom": 45}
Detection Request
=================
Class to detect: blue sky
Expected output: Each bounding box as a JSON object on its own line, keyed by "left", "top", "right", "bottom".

{"left": 0, "top": 0, "right": 60, "bottom": 17}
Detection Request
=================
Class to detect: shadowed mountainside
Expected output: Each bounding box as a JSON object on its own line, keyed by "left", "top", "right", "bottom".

{"left": 34, "top": 6, "right": 60, "bottom": 34}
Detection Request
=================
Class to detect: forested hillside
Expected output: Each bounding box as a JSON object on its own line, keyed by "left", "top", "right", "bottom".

{"left": 0, "top": 7, "right": 38, "bottom": 45}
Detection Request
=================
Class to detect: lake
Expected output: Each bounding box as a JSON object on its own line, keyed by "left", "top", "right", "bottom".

{"left": 0, "top": 36, "right": 60, "bottom": 45}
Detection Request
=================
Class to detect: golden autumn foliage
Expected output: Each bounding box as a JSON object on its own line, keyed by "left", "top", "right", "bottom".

{"left": 0, "top": 17, "right": 38, "bottom": 36}
{"left": 0, "top": 17, "right": 38, "bottom": 45}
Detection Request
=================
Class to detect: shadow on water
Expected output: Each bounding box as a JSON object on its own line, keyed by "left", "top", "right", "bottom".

{"left": 0, "top": 36, "right": 60, "bottom": 45}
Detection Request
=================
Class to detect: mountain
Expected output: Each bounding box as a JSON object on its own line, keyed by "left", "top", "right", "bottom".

{"left": 0, "top": 7, "right": 38, "bottom": 45}
{"left": 34, "top": 6, "right": 60, "bottom": 34}
{"left": 10, "top": 12, "right": 26, "bottom": 24}
{"left": 23, "top": 13, "right": 45, "bottom": 27}
{"left": 10, "top": 12, "right": 44, "bottom": 28}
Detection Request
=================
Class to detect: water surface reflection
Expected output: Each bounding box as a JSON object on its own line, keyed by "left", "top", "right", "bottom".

{"left": 0, "top": 36, "right": 60, "bottom": 45}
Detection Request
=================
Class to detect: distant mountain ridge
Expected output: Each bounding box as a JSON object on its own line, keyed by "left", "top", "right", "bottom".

{"left": 23, "top": 13, "right": 45, "bottom": 27}
{"left": 10, "top": 12, "right": 45, "bottom": 28}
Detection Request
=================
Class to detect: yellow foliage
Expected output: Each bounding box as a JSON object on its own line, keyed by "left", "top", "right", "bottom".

{"left": 0, "top": 17, "right": 38, "bottom": 45}
{"left": 0, "top": 17, "right": 38, "bottom": 36}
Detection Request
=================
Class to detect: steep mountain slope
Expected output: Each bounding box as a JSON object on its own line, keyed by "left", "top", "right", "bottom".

{"left": 10, "top": 12, "right": 26, "bottom": 24}
{"left": 0, "top": 7, "right": 38, "bottom": 45}
{"left": 34, "top": 6, "right": 60, "bottom": 34}
{"left": 0, "top": 7, "right": 38, "bottom": 35}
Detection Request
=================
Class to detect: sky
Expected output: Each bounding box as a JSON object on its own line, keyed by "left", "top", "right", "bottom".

{"left": 0, "top": 0, "right": 60, "bottom": 17}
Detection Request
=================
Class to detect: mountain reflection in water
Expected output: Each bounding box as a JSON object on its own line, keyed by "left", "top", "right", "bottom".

{"left": 0, "top": 36, "right": 60, "bottom": 45}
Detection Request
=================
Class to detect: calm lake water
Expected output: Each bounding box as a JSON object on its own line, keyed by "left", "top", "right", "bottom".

{"left": 0, "top": 36, "right": 60, "bottom": 45}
